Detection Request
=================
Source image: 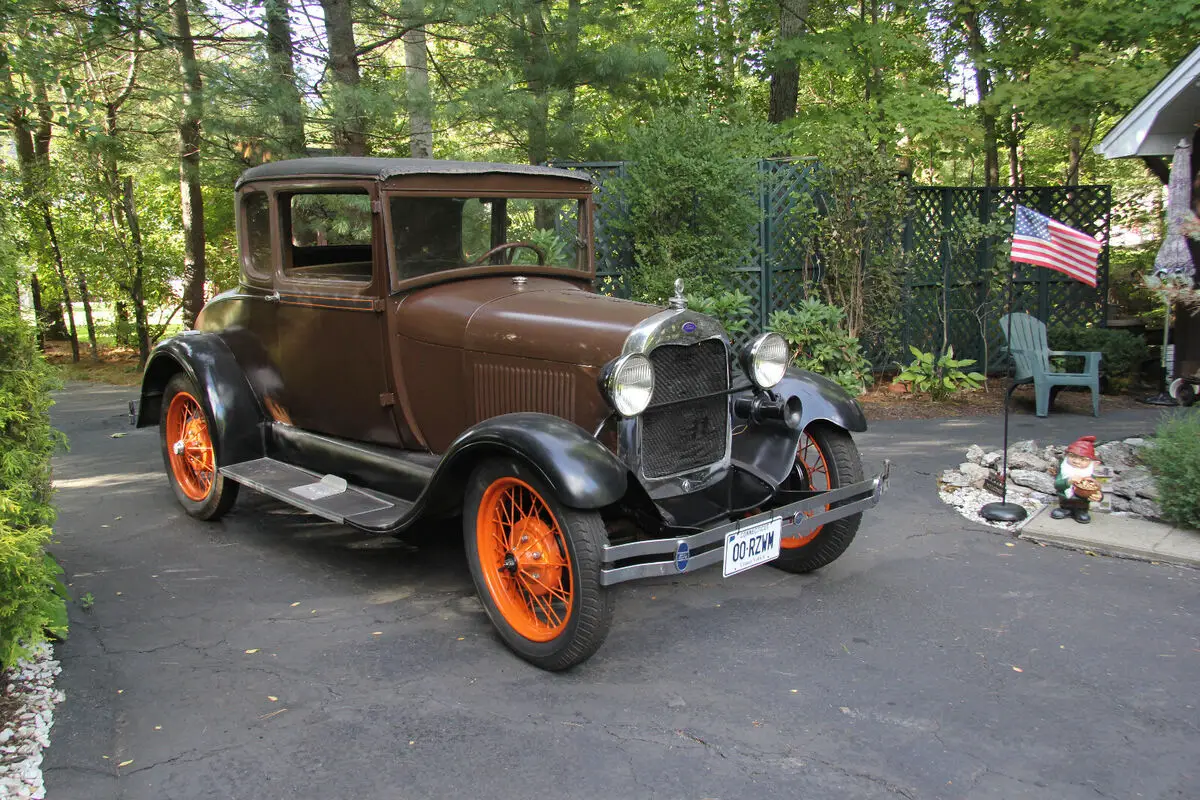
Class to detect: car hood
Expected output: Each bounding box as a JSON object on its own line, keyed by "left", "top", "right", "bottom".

{"left": 395, "top": 276, "right": 660, "bottom": 367}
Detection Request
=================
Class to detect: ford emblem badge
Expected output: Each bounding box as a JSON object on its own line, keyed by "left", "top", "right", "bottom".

{"left": 674, "top": 541, "right": 690, "bottom": 572}
{"left": 682, "top": 321, "right": 697, "bottom": 333}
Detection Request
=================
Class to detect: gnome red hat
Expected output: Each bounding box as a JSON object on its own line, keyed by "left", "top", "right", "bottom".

{"left": 1066, "top": 435, "right": 1097, "bottom": 460}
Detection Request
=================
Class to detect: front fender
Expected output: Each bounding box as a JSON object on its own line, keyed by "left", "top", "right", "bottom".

{"left": 427, "top": 413, "right": 628, "bottom": 511}
{"left": 137, "top": 331, "right": 265, "bottom": 466}
{"left": 730, "top": 367, "right": 867, "bottom": 485}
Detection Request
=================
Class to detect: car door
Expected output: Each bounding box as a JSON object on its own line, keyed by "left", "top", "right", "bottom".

{"left": 270, "top": 181, "right": 402, "bottom": 446}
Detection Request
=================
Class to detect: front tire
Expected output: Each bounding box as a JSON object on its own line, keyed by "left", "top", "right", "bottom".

{"left": 160, "top": 373, "right": 239, "bottom": 520}
{"left": 771, "top": 422, "right": 863, "bottom": 574}
{"left": 463, "top": 458, "right": 614, "bottom": 670}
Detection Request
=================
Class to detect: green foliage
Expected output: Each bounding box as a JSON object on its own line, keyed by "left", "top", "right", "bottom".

{"left": 897, "top": 345, "right": 985, "bottom": 401}
{"left": 788, "top": 137, "right": 907, "bottom": 359}
{"left": 768, "top": 299, "right": 872, "bottom": 396}
{"left": 613, "top": 110, "right": 772, "bottom": 304}
{"left": 1047, "top": 325, "right": 1149, "bottom": 393}
{"left": 0, "top": 274, "right": 69, "bottom": 667}
{"left": 1141, "top": 410, "right": 1200, "bottom": 530}
{"left": 685, "top": 289, "right": 753, "bottom": 337}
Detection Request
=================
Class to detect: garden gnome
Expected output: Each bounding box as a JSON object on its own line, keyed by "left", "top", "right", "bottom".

{"left": 1052, "top": 435, "right": 1103, "bottom": 524}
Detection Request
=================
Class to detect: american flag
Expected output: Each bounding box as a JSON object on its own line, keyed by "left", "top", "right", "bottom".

{"left": 1011, "top": 205, "right": 1103, "bottom": 287}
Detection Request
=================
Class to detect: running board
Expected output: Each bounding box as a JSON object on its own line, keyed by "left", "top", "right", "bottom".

{"left": 220, "top": 458, "right": 414, "bottom": 531}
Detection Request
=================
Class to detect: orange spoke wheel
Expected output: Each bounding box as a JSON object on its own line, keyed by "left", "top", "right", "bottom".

{"left": 771, "top": 423, "right": 864, "bottom": 575}
{"left": 464, "top": 458, "right": 614, "bottom": 670}
{"left": 165, "top": 390, "right": 215, "bottom": 502}
{"left": 159, "top": 373, "right": 238, "bottom": 521}
{"left": 476, "top": 477, "right": 573, "bottom": 642}
{"left": 786, "top": 431, "right": 832, "bottom": 549}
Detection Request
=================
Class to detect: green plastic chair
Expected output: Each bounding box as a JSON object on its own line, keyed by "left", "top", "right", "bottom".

{"left": 998, "top": 312, "right": 1101, "bottom": 417}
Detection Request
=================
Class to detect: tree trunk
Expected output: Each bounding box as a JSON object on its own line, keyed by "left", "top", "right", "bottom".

{"left": 1007, "top": 108, "right": 1023, "bottom": 186}
{"left": 402, "top": 0, "right": 432, "bottom": 158}
{"left": 172, "top": 0, "right": 207, "bottom": 329}
{"left": 78, "top": 275, "right": 99, "bottom": 360}
{"left": 264, "top": 0, "right": 306, "bottom": 157}
{"left": 42, "top": 205, "right": 79, "bottom": 361}
{"left": 962, "top": 9, "right": 999, "bottom": 186}
{"left": 768, "top": 0, "right": 808, "bottom": 124}
{"left": 29, "top": 274, "right": 46, "bottom": 349}
{"left": 523, "top": 0, "right": 552, "bottom": 170}
{"left": 1066, "top": 123, "right": 1082, "bottom": 186}
{"left": 123, "top": 176, "right": 151, "bottom": 367}
{"left": 320, "top": 0, "right": 367, "bottom": 156}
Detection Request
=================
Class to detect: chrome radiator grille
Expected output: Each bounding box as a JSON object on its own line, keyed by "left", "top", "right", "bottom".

{"left": 639, "top": 339, "right": 729, "bottom": 479}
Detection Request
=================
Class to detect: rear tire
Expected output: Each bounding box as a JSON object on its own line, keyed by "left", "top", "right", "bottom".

{"left": 160, "top": 373, "right": 239, "bottom": 520}
{"left": 463, "top": 457, "right": 614, "bottom": 670}
{"left": 771, "top": 422, "right": 863, "bottom": 574}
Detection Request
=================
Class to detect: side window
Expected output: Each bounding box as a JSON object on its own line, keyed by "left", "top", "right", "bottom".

{"left": 241, "top": 191, "right": 272, "bottom": 281}
{"left": 281, "top": 190, "right": 374, "bottom": 283}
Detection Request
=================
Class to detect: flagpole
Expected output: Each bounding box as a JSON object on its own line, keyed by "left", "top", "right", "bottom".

{"left": 981, "top": 248, "right": 1028, "bottom": 524}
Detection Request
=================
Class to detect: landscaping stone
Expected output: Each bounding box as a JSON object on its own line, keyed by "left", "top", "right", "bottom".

{"left": 1006, "top": 450, "right": 1054, "bottom": 472}
{"left": 1009, "top": 469, "right": 1058, "bottom": 496}
{"left": 1096, "top": 441, "right": 1138, "bottom": 472}
{"left": 940, "top": 470, "right": 972, "bottom": 488}
{"left": 965, "top": 444, "right": 987, "bottom": 465}
{"left": 958, "top": 462, "right": 992, "bottom": 486}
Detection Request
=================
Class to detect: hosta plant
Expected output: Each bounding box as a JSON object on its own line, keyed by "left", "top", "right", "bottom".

{"left": 897, "top": 345, "right": 985, "bottom": 401}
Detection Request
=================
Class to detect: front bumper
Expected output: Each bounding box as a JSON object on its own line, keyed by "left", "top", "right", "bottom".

{"left": 599, "top": 460, "right": 889, "bottom": 586}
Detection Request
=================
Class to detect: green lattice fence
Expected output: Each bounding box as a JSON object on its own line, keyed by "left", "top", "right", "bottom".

{"left": 557, "top": 161, "right": 1110, "bottom": 369}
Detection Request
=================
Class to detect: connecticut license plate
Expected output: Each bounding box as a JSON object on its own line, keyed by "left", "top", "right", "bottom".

{"left": 722, "top": 516, "right": 782, "bottom": 577}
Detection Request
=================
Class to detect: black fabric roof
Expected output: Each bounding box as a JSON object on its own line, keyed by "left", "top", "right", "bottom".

{"left": 234, "top": 157, "right": 592, "bottom": 189}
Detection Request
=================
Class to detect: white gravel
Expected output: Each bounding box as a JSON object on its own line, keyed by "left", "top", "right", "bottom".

{"left": 939, "top": 484, "right": 1045, "bottom": 531}
{"left": 0, "top": 644, "right": 63, "bottom": 800}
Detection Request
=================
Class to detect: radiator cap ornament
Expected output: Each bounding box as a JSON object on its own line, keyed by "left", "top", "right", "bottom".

{"left": 669, "top": 277, "right": 687, "bottom": 309}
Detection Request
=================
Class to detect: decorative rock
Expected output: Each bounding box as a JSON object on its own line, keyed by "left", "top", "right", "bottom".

{"left": 965, "top": 444, "right": 987, "bottom": 465}
{"left": 1006, "top": 451, "right": 1054, "bottom": 472}
{"left": 980, "top": 450, "right": 1004, "bottom": 469}
{"left": 1123, "top": 437, "right": 1146, "bottom": 447}
{"left": 1096, "top": 442, "right": 1137, "bottom": 471}
{"left": 1009, "top": 469, "right": 1058, "bottom": 496}
{"left": 958, "top": 462, "right": 992, "bottom": 485}
{"left": 1129, "top": 498, "right": 1162, "bottom": 518}
{"left": 1011, "top": 439, "right": 1039, "bottom": 454}
{"left": 940, "top": 470, "right": 972, "bottom": 488}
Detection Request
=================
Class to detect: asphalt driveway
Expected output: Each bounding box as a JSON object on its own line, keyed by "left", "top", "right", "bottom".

{"left": 44, "top": 383, "right": 1200, "bottom": 799}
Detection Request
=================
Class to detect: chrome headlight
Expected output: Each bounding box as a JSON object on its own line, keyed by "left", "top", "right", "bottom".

{"left": 599, "top": 353, "right": 654, "bottom": 417}
{"left": 741, "top": 333, "right": 789, "bottom": 389}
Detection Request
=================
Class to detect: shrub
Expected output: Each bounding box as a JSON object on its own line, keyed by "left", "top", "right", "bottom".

{"left": 613, "top": 110, "right": 771, "bottom": 304}
{"left": 1141, "top": 410, "right": 1200, "bottom": 530}
{"left": 0, "top": 283, "right": 69, "bottom": 667}
{"left": 686, "top": 289, "right": 753, "bottom": 338}
{"left": 897, "top": 345, "right": 985, "bottom": 401}
{"left": 1047, "top": 325, "right": 1148, "bottom": 393}
{"left": 768, "top": 299, "right": 872, "bottom": 395}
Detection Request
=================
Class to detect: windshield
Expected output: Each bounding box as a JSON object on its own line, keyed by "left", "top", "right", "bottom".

{"left": 389, "top": 195, "right": 587, "bottom": 281}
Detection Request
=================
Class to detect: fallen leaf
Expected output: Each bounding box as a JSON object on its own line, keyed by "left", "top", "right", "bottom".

{"left": 456, "top": 636, "right": 465, "bottom": 641}
{"left": 372, "top": 631, "right": 383, "bottom": 636}
{"left": 114, "top": 516, "right": 122, "bottom": 521}
{"left": 102, "top": 755, "right": 110, "bottom": 760}
{"left": 1004, "top": 542, "right": 1015, "bottom": 548}
{"left": 115, "top": 591, "right": 122, "bottom": 596}
{"left": 290, "top": 602, "right": 300, "bottom": 607}
{"left": 408, "top": 740, "right": 415, "bottom": 746}
{"left": 1012, "top": 666, "right": 1024, "bottom": 673}
{"left": 154, "top": 726, "right": 162, "bottom": 731}
{"left": 259, "top": 708, "right": 288, "bottom": 721}
{"left": 117, "top": 689, "right": 124, "bottom": 694}
{"left": 118, "top": 759, "right": 133, "bottom": 767}
{"left": 790, "top": 689, "right": 798, "bottom": 693}
{"left": 110, "top": 432, "right": 127, "bottom": 439}
{"left": 1085, "top": 550, "right": 1097, "bottom": 557}
{"left": 268, "top": 695, "right": 278, "bottom": 702}
{"left": 244, "top": 649, "right": 259, "bottom": 654}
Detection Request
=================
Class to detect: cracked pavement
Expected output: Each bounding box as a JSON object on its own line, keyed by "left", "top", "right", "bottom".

{"left": 44, "top": 384, "right": 1200, "bottom": 799}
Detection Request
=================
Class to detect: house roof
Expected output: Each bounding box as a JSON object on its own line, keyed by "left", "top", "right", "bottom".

{"left": 235, "top": 157, "right": 592, "bottom": 189}
{"left": 1095, "top": 44, "right": 1200, "bottom": 159}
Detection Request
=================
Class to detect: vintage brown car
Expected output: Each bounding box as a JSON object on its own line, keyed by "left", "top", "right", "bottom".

{"left": 136, "top": 157, "right": 888, "bottom": 670}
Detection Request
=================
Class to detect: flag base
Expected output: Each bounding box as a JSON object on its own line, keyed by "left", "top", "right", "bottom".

{"left": 980, "top": 502, "right": 1028, "bottom": 523}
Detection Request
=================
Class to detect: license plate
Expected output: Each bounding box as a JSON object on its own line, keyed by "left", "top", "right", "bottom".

{"left": 722, "top": 516, "right": 782, "bottom": 577}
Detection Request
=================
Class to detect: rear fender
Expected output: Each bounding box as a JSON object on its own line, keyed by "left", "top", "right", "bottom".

{"left": 137, "top": 331, "right": 265, "bottom": 466}
{"left": 424, "top": 413, "right": 628, "bottom": 513}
